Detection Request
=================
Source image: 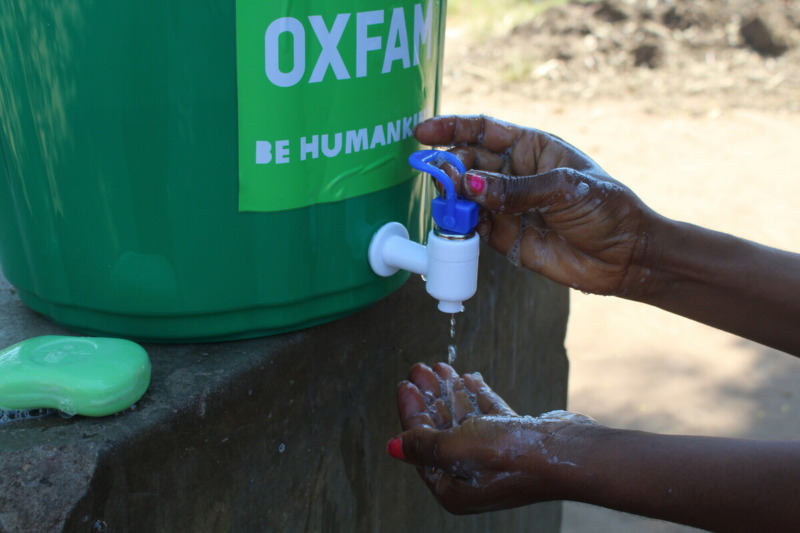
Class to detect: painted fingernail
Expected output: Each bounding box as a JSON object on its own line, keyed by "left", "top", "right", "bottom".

{"left": 386, "top": 437, "right": 405, "bottom": 460}
{"left": 466, "top": 173, "right": 486, "bottom": 195}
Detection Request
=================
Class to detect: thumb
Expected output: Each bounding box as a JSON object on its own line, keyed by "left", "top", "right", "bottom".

{"left": 460, "top": 168, "right": 586, "bottom": 215}
{"left": 386, "top": 427, "right": 444, "bottom": 468}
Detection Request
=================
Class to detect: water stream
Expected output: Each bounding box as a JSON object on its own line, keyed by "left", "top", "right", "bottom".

{"left": 447, "top": 313, "right": 457, "bottom": 365}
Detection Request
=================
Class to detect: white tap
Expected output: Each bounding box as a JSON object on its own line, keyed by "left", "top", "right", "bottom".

{"left": 368, "top": 150, "right": 480, "bottom": 313}
{"left": 368, "top": 222, "right": 479, "bottom": 313}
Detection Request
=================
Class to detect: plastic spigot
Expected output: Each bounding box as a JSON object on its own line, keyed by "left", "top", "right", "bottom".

{"left": 368, "top": 222, "right": 479, "bottom": 313}
{"left": 408, "top": 150, "right": 479, "bottom": 235}
{"left": 368, "top": 150, "right": 480, "bottom": 313}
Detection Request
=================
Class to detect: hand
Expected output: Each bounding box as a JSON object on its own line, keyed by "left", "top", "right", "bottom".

{"left": 414, "top": 115, "right": 657, "bottom": 297}
{"left": 389, "top": 363, "right": 597, "bottom": 514}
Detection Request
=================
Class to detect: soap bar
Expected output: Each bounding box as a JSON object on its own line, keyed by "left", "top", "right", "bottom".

{"left": 0, "top": 336, "right": 151, "bottom": 417}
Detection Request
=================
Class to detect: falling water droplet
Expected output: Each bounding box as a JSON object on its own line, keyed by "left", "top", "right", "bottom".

{"left": 447, "top": 344, "right": 457, "bottom": 365}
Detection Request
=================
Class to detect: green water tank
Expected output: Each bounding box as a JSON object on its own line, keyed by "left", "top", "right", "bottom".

{"left": 0, "top": 0, "right": 445, "bottom": 341}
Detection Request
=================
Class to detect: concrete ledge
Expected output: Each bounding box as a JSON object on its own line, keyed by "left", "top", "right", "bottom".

{"left": 0, "top": 248, "right": 569, "bottom": 532}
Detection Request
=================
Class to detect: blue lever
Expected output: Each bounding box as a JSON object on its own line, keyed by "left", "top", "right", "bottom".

{"left": 408, "top": 150, "right": 479, "bottom": 235}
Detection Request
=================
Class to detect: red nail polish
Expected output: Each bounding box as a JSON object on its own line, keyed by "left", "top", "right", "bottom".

{"left": 466, "top": 173, "right": 486, "bottom": 194}
{"left": 386, "top": 437, "right": 405, "bottom": 460}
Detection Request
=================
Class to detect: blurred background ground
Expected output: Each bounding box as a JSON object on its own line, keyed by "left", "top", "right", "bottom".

{"left": 441, "top": 1, "right": 800, "bottom": 531}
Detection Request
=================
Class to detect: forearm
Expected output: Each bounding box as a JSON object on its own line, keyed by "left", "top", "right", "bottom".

{"left": 550, "top": 425, "right": 800, "bottom": 532}
{"left": 631, "top": 215, "right": 800, "bottom": 356}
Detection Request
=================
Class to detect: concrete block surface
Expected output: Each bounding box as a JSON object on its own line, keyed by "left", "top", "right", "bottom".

{"left": 0, "top": 249, "right": 568, "bottom": 533}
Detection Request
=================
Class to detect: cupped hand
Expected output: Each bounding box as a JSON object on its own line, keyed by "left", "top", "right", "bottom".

{"left": 389, "top": 363, "right": 597, "bottom": 514}
{"left": 414, "top": 115, "right": 658, "bottom": 297}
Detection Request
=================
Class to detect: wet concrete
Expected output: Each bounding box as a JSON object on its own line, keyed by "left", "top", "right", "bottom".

{"left": 0, "top": 248, "right": 569, "bottom": 533}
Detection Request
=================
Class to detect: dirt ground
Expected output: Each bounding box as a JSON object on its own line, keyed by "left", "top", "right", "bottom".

{"left": 442, "top": 1, "right": 800, "bottom": 531}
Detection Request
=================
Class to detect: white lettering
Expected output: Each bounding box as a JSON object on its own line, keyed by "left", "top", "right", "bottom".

{"left": 254, "top": 109, "right": 429, "bottom": 164}
{"left": 256, "top": 141, "right": 272, "bottom": 164}
{"left": 265, "top": 18, "right": 306, "bottom": 87}
{"left": 402, "top": 116, "right": 415, "bottom": 139}
{"left": 300, "top": 135, "right": 319, "bottom": 161}
{"left": 263, "top": 4, "right": 436, "bottom": 87}
{"left": 382, "top": 8, "right": 410, "bottom": 73}
{"left": 387, "top": 120, "right": 401, "bottom": 143}
{"left": 356, "top": 10, "right": 384, "bottom": 78}
{"left": 413, "top": 1, "right": 433, "bottom": 65}
{"left": 322, "top": 133, "right": 342, "bottom": 157}
{"left": 370, "top": 124, "right": 386, "bottom": 149}
{"left": 346, "top": 128, "right": 369, "bottom": 153}
{"left": 309, "top": 14, "right": 351, "bottom": 83}
{"left": 275, "top": 140, "right": 291, "bottom": 164}
{"left": 256, "top": 140, "right": 291, "bottom": 164}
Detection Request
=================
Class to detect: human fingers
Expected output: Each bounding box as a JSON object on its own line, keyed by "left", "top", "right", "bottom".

{"left": 450, "top": 376, "right": 478, "bottom": 425}
{"left": 387, "top": 426, "right": 443, "bottom": 467}
{"left": 396, "top": 381, "right": 437, "bottom": 430}
{"left": 432, "top": 362, "right": 460, "bottom": 385}
{"left": 427, "top": 363, "right": 484, "bottom": 425}
{"left": 414, "top": 115, "right": 526, "bottom": 154}
{"left": 431, "top": 363, "right": 463, "bottom": 427}
{"left": 426, "top": 147, "right": 507, "bottom": 200}
{"left": 417, "top": 115, "right": 572, "bottom": 178}
{"left": 408, "top": 363, "right": 441, "bottom": 398}
{"left": 449, "top": 145, "right": 507, "bottom": 176}
{"left": 388, "top": 421, "right": 539, "bottom": 514}
{"left": 409, "top": 363, "right": 456, "bottom": 428}
{"left": 462, "top": 372, "right": 517, "bottom": 416}
{"left": 475, "top": 208, "right": 494, "bottom": 239}
{"left": 459, "top": 167, "right": 591, "bottom": 216}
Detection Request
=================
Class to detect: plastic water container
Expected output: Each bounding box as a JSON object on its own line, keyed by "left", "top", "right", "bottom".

{"left": 0, "top": 1, "right": 445, "bottom": 341}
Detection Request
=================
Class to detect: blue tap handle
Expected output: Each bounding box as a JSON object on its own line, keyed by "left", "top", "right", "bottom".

{"left": 408, "top": 150, "right": 479, "bottom": 235}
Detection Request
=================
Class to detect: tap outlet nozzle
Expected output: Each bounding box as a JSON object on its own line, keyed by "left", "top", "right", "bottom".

{"left": 368, "top": 222, "right": 479, "bottom": 313}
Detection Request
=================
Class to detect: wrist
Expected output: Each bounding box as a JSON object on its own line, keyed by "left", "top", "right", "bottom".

{"left": 620, "top": 212, "right": 710, "bottom": 305}
{"left": 523, "top": 412, "right": 612, "bottom": 502}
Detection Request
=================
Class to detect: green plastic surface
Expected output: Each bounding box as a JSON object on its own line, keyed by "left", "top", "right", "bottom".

{"left": 0, "top": 1, "right": 443, "bottom": 341}
{"left": 0, "top": 336, "right": 151, "bottom": 417}
{"left": 236, "top": 0, "right": 444, "bottom": 211}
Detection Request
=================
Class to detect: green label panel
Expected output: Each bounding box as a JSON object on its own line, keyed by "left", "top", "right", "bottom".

{"left": 236, "top": 0, "right": 445, "bottom": 212}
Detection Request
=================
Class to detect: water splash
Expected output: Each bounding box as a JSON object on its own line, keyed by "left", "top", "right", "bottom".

{"left": 447, "top": 344, "right": 457, "bottom": 365}
{"left": 432, "top": 369, "right": 485, "bottom": 429}
{"left": 434, "top": 372, "right": 456, "bottom": 425}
